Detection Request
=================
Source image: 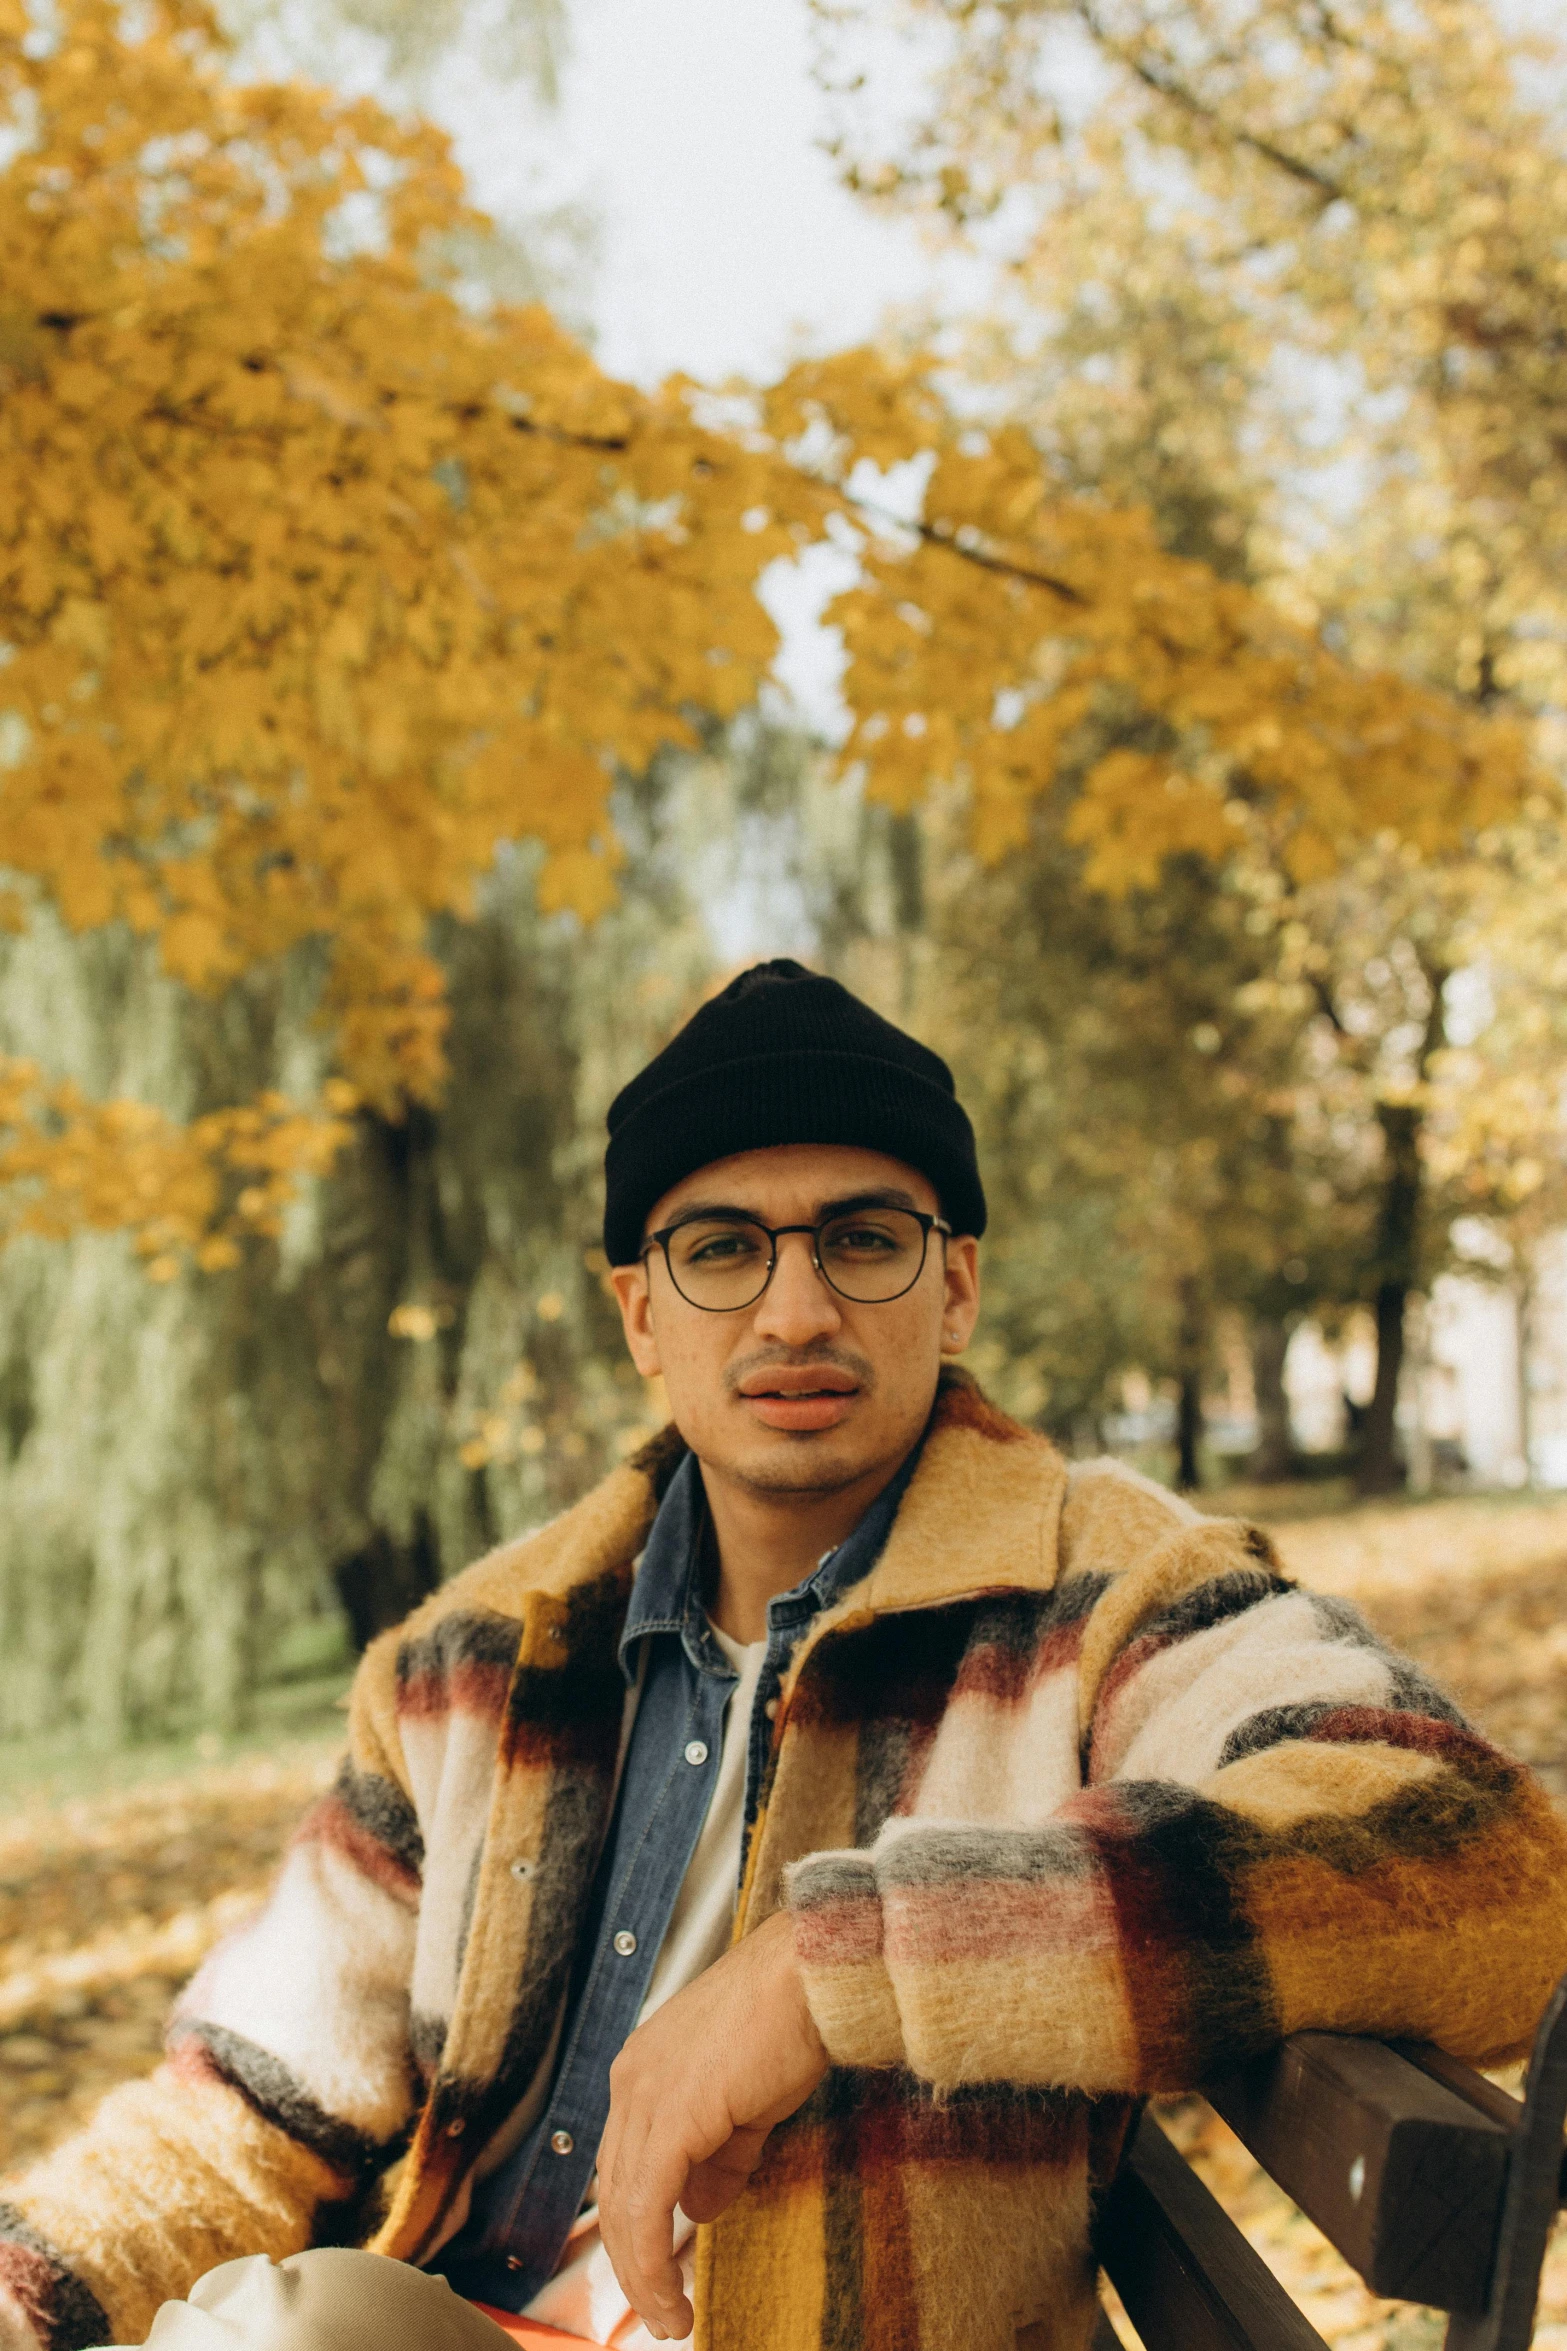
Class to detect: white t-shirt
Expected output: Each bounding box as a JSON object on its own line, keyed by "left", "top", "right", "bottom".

{"left": 520, "top": 1623, "right": 769, "bottom": 2349}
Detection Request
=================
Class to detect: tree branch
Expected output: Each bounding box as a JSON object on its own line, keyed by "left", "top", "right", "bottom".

{"left": 1073, "top": 0, "right": 1346, "bottom": 203}
{"left": 1309, "top": 971, "right": 1349, "bottom": 1035}
{"left": 913, "top": 518, "right": 1089, "bottom": 608}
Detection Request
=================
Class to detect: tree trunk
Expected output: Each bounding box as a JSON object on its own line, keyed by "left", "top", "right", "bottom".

{"left": 1176, "top": 1370, "right": 1203, "bottom": 1491}
{"left": 1175, "top": 1278, "right": 1205, "bottom": 1491}
{"left": 1356, "top": 1100, "right": 1422, "bottom": 1496}
{"left": 1359, "top": 1277, "right": 1409, "bottom": 1495}
{"left": 1248, "top": 1314, "right": 1294, "bottom": 1482}
{"left": 1516, "top": 1273, "right": 1534, "bottom": 1486}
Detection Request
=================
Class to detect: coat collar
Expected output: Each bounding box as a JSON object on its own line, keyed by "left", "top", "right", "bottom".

{"left": 816, "top": 1368, "right": 1066, "bottom": 1626}
{"left": 467, "top": 1371, "right": 1065, "bottom": 1637}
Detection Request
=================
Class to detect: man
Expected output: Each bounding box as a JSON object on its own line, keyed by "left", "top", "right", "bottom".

{"left": 2, "top": 959, "right": 1565, "bottom": 2351}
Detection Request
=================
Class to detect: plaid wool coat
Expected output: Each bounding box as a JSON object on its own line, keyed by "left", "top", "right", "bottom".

{"left": 3, "top": 1372, "right": 1566, "bottom": 2351}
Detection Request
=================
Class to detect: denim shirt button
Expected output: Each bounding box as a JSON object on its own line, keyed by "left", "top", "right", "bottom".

{"left": 613, "top": 1929, "right": 638, "bottom": 1956}
{"left": 684, "top": 1739, "right": 709, "bottom": 1766}
{"left": 550, "top": 2128, "right": 575, "bottom": 2156}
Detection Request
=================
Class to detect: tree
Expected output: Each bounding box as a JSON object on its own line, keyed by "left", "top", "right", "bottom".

{"left": 814, "top": 0, "right": 1567, "bottom": 687}
{"left": 0, "top": 747, "right": 739, "bottom": 1743}
{"left": 225, "top": 0, "right": 569, "bottom": 104}
{"left": 5, "top": 0, "right": 1554, "bottom": 1742}
{"left": 0, "top": 0, "right": 1536, "bottom": 1286}
{"left": 900, "top": 804, "right": 1360, "bottom": 1474}
{"left": 0, "top": 0, "right": 820, "bottom": 1263}
{"left": 813, "top": 0, "right": 1567, "bottom": 785}
{"left": 812, "top": 0, "right": 1567, "bottom": 1480}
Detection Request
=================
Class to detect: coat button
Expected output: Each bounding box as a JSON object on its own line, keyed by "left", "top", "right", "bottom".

{"left": 684, "top": 1740, "right": 709, "bottom": 1766}
{"left": 614, "top": 1929, "right": 638, "bottom": 1957}
{"left": 446, "top": 2118, "right": 466, "bottom": 2137}
{"left": 510, "top": 1858, "right": 534, "bottom": 1880}
{"left": 550, "top": 2128, "right": 575, "bottom": 2156}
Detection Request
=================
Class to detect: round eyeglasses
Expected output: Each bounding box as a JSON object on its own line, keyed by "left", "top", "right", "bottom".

{"left": 642, "top": 1207, "right": 951, "bottom": 1313}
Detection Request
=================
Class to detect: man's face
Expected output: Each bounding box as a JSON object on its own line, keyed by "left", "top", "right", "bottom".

{"left": 609, "top": 1144, "right": 981, "bottom": 1501}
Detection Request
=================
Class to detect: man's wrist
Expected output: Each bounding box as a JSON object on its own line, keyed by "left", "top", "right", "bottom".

{"left": 762, "top": 1905, "right": 827, "bottom": 2061}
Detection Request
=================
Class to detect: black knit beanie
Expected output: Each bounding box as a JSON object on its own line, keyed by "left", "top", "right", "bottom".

{"left": 602, "top": 960, "right": 986, "bottom": 1264}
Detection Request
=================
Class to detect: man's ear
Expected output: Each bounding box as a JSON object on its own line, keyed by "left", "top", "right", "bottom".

{"left": 610, "top": 1262, "right": 663, "bottom": 1378}
{"left": 939, "top": 1235, "right": 981, "bottom": 1356}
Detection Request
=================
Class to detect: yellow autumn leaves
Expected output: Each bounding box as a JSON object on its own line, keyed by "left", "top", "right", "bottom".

{"left": 0, "top": 0, "right": 1537, "bottom": 1266}
{"left": 0, "top": 1063, "right": 356, "bottom": 1272}
{"left": 829, "top": 427, "right": 1533, "bottom": 886}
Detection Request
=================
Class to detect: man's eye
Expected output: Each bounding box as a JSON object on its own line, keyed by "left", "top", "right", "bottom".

{"left": 828, "top": 1225, "right": 899, "bottom": 1253}
{"left": 685, "top": 1232, "right": 762, "bottom": 1264}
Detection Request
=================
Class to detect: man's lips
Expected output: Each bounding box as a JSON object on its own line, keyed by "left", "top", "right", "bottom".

{"left": 738, "top": 1368, "right": 858, "bottom": 1397}
{"left": 735, "top": 1367, "right": 861, "bottom": 1431}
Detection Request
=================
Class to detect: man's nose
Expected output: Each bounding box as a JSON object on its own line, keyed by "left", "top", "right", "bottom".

{"left": 751, "top": 1232, "right": 841, "bottom": 1344}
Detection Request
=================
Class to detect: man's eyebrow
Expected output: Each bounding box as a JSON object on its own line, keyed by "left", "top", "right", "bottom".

{"left": 657, "top": 1198, "right": 756, "bottom": 1225}
{"left": 814, "top": 1188, "right": 922, "bottom": 1216}
{"left": 659, "top": 1187, "right": 924, "bottom": 1226}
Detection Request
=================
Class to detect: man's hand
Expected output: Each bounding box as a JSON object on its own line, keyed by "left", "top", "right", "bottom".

{"left": 597, "top": 1908, "right": 829, "bottom": 2341}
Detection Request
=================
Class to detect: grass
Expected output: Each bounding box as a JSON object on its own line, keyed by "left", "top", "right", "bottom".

{"left": 0, "top": 1669, "right": 351, "bottom": 1815}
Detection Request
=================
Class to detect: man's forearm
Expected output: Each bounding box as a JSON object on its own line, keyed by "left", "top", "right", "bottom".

{"left": 0, "top": 2060, "right": 350, "bottom": 2350}
{"left": 787, "top": 1741, "right": 1567, "bottom": 2096}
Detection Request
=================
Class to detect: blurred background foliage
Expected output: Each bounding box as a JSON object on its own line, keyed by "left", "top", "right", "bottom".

{"left": 2, "top": 0, "right": 1567, "bottom": 1746}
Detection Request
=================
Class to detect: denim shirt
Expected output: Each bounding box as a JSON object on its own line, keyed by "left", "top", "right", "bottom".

{"left": 432, "top": 1439, "right": 921, "bottom": 2312}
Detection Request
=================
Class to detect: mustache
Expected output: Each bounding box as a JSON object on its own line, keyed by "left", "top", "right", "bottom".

{"left": 723, "top": 1343, "right": 876, "bottom": 1398}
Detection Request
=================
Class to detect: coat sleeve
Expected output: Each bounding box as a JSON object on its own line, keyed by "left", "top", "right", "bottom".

{"left": 0, "top": 1640, "right": 423, "bottom": 2351}
{"left": 785, "top": 1464, "right": 1567, "bottom": 2095}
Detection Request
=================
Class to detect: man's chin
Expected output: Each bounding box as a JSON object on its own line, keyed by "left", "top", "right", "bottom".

{"left": 727, "top": 1428, "right": 880, "bottom": 1498}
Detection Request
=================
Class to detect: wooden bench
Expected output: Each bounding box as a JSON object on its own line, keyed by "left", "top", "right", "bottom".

{"left": 1094, "top": 1976, "right": 1567, "bottom": 2351}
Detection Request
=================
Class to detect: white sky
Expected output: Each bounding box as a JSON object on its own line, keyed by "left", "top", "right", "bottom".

{"left": 423, "top": 0, "right": 966, "bottom": 730}
{"left": 438, "top": 0, "right": 963, "bottom": 387}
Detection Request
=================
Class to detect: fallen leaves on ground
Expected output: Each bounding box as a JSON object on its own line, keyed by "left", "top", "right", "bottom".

{"left": 2, "top": 1491, "right": 1567, "bottom": 2345}
{"left": 0, "top": 1746, "right": 335, "bottom": 2173}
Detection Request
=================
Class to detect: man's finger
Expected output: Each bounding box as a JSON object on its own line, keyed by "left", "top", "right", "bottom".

{"left": 618, "top": 2138, "right": 699, "bottom": 2337}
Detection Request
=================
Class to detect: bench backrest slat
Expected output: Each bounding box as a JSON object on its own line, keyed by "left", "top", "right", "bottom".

{"left": 1098, "top": 2111, "right": 1331, "bottom": 2351}
{"left": 1444, "top": 1978, "right": 1567, "bottom": 2351}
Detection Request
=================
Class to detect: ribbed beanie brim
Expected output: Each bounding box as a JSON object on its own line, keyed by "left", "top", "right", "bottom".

{"left": 602, "top": 961, "right": 986, "bottom": 1263}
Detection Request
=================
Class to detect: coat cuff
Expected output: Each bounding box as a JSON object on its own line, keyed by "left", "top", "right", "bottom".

{"left": 0, "top": 2211, "right": 110, "bottom": 2351}
{"left": 789, "top": 1816, "right": 1143, "bottom": 2093}
{"left": 785, "top": 1851, "right": 906, "bottom": 2068}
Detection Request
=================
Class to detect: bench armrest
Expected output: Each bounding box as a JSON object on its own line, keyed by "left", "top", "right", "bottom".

{"left": 1205, "top": 2033, "right": 1511, "bottom": 2312}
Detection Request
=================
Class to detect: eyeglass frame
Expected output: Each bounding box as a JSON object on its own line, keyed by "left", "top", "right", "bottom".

{"left": 639, "top": 1205, "right": 953, "bottom": 1313}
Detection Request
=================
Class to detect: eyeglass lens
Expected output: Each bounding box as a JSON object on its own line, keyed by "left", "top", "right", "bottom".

{"left": 664, "top": 1210, "right": 930, "bottom": 1309}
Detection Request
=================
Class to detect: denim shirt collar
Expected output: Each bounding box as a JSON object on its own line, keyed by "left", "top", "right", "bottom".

{"left": 618, "top": 1430, "right": 927, "bottom": 1683}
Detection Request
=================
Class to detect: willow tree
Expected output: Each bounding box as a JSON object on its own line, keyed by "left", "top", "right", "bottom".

{"left": 0, "top": 761, "right": 741, "bottom": 1744}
